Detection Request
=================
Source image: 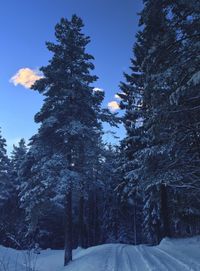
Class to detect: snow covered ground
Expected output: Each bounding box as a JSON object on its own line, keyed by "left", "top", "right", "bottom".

{"left": 1, "top": 236, "right": 200, "bottom": 271}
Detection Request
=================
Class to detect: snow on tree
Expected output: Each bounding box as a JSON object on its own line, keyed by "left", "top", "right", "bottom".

{"left": 19, "top": 15, "right": 117, "bottom": 265}
{"left": 118, "top": 0, "right": 200, "bottom": 243}
{"left": 0, "top": 129, "right": 11, "bottom": 204}
{"left": 0, "top": 129, "right": 15, "bottom": 246}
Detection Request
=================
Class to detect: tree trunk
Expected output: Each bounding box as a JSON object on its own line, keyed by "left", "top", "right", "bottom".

{"left": 88, "top": 191, "right": 95, "bottom": 247}
{"left": 133, "top": 203, "right": 137, "bottom": 245}
{"left": 64, "top": 187, "right": 72, "bottom": 266}
{"left": 160, "top": 183, "right": 170, "bottom": 239}
{"left": 94, "top": 191, "right": 99, "bottom": 245}
{"left": 78, "top": 195, "right": 85, "bottom": 248}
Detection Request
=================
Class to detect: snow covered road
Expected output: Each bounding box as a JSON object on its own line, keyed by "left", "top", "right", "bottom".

{"left": 64, "top": 240, "right": 200, "bottom": 271}
{"left": 1, "top": 236, "right": 200, "bottom": 271}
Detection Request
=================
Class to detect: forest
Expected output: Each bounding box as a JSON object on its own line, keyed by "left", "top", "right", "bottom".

{"left": 0, "top": 0, "right": 200, "bottom": 267}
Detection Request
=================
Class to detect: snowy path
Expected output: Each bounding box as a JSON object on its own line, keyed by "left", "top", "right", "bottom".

{"left": 1, "top": 236, "right": 200, "bottom": 271}
{"left": 63, "top": 238, "right": 200, "bottom": 271}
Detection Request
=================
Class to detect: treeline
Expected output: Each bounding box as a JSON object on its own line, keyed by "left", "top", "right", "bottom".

{"left": 0, "top": 0, "right": 200, "bottom": 266}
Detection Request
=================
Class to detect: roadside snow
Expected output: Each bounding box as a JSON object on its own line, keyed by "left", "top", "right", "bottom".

{"left": 1, "top": 236, "right": 200, "bottom": 271}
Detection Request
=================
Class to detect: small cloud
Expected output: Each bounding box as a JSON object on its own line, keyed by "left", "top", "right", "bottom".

{"left": 108, "top": 101, "right": 120, "bottom": 112}
{"left": 10, "top": 68, "right": 43, "bottom": 89}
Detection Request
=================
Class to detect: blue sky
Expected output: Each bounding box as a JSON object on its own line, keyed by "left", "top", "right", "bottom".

{"left": 0, "top": 0, "right": 142, "bottom": 153}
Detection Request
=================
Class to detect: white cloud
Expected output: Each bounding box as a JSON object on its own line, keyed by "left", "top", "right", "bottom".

{"left": 10, "top": 68, "right": 43, "bottom": 89}
{"left": 108, "top": 101, "right": 120, "bottom": 112}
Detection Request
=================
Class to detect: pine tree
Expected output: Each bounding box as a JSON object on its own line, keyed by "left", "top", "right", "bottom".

{"left": 19, "top": 148, "right": 68, "bottom": 248}
{"left": 0, "top": 129, "right": 13, "bottom": 246}
{"left": 101, "top": 145, "right": 120, "bottom": 243}
{"left": 101, "top": 145, "right": 139, "bottom": 244}
{"left": 140, "top": 0, "right": 200, "bottom": 238}
{"left": 0, "top": 129, "right": 11, "bottom": 205}
{"left": 161, "top": 0, "right": 200, "bottom": 236}
{"left": 137, "top": 0, "right": 178, "bottom": 243}
{"left": 8, "top": 139, "right": 28, "bottom": 247}
{"left": 19, "top": 15, "right": 116, "bottom": 265}
{"left": 117, "top": 6, "right": 148, "bottom": 244}
{"left": 118, "top": 0, "right": 182, "bottom": 243}
{"left": 119, "top": 0, "right": 200, "bottom": 243}
{"left": 11, "top": 139, "right": 27, "bottom": 186}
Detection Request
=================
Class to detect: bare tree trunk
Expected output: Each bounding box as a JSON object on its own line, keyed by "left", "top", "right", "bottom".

{"left": 94, "top": 190, "right": 99, "bottom": 245}
{"left": 88, "top": 191, "right": 95, "bottom": 247}
{"left": 133, "top": 203, "right": 137, "bottom": 245}
{"left": 78, "top": 195, "right": 84, "bottom": 248}
{"left": 77, "top": 143, "right": 86, "bottom": 247}
{"left": 64, "top": 187, "right": 72, "bottom": 266}
{"left": 160, "top": 183, "right": 170, "bottom": 239}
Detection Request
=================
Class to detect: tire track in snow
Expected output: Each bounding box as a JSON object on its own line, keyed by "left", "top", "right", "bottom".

{"left": 158, "top": 246, "right": 200, "bottom": 270}
{"left": 103, "top": 254, "right": 112, "bottom": 271}
{"left": 115, "top": 245, "right": 128, "bottom": 271}
{"left": 119, "top": 245, "right": 137, "bottom": 271}
{"left": 135, "top": 246, "right": 152, "bottom": 271}
{"left": 155, "top": 247, "right": 193, "bottom": 271}
{"left": 103, "top": 244, "right": 139, "bottom": 271}
{"left": 125, "top": 246, "right": 143, "bottom": 271}
{"left": 103, "top": 245, "right": 126, "bottom": 271}
{"left": 144, "top": 246, "right": 179, "bottom": 271}
{"left": 138, "top": 246, "right": 169, "bottom": 271}
{"left": 103, "top": 246, "right": 116, "bottom": 271}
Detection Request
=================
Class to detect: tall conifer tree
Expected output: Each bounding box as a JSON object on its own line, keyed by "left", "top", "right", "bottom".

{"left": 19, "top": 15, "right": 116, "bottom": 265}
